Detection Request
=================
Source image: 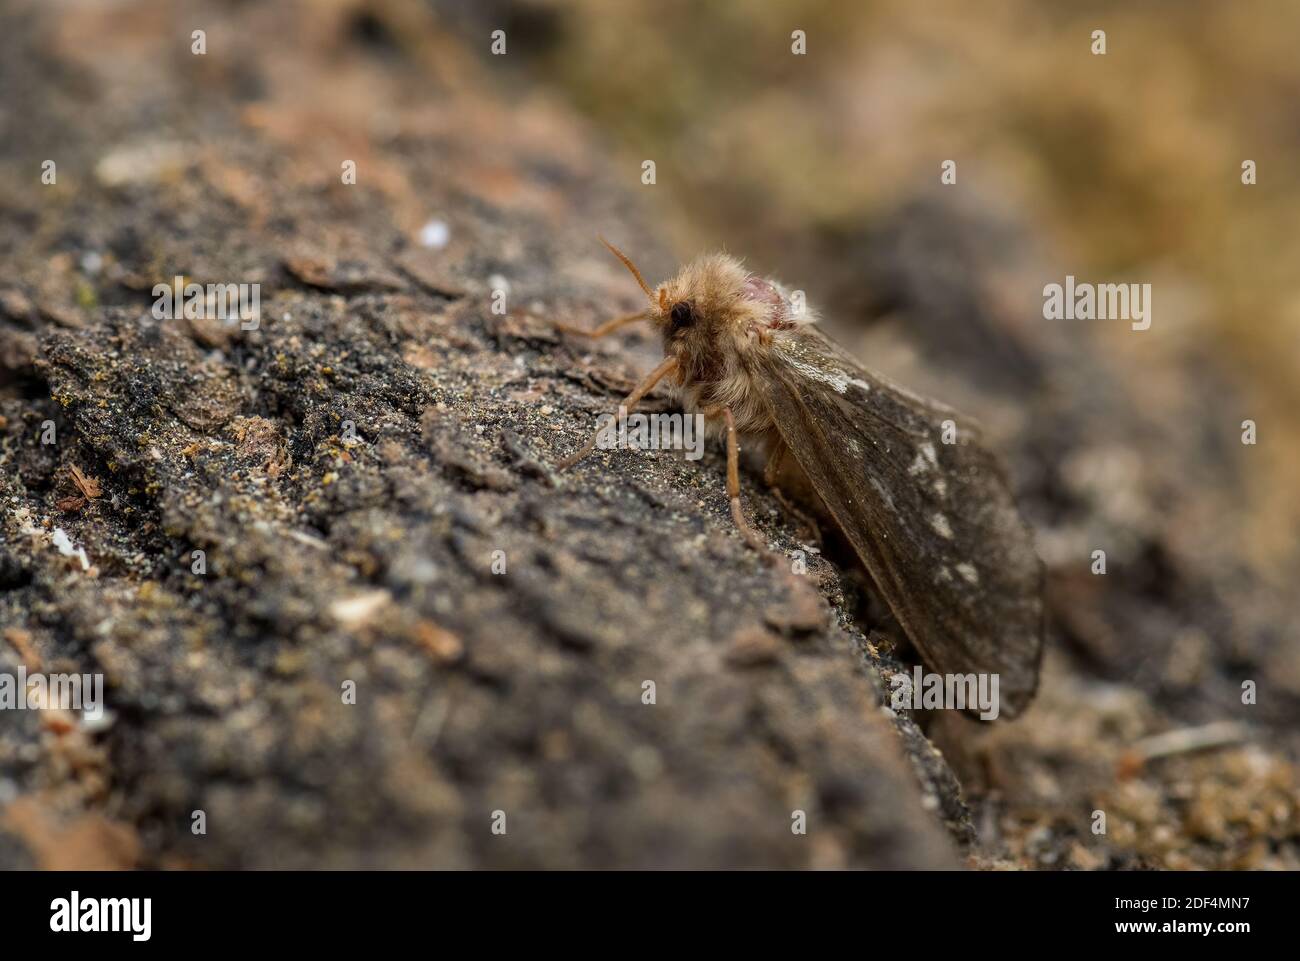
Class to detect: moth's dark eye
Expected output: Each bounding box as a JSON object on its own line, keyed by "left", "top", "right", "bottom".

{"left": 670, "top": 301, "right": 695, "bottom": 331}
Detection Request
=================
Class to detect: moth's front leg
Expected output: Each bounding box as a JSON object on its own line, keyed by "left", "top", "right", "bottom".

{"left": 557, "top": 354, "right": 678, "bottom": 470}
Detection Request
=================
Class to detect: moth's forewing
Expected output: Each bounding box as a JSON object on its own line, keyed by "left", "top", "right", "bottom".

{"left": 751, "top": 327, "right": 1044, "bottom": 717}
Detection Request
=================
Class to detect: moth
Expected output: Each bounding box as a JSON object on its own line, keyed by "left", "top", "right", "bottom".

{"left": 558, "top": 239, "right": 1044, "bottom": 716}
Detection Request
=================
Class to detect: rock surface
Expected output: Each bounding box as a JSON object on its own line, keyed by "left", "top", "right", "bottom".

{"left": 0, "top": 0, "right": 965, "bottom": 869}
{"left": 2, "top": 0, "right": 1296, "bottom": 871}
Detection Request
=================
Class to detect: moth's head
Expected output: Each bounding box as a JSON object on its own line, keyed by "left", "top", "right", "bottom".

{"left": 600, "top": 238, "right": 750, "bottom": 363}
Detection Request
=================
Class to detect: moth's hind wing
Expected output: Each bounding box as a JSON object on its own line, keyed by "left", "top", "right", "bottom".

{"left": 751, "top": 328, "right": 1044, "bottom": 717}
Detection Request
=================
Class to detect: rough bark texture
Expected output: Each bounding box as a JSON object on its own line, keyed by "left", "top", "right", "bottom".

{"left": 0, "top": 0, "right": 967, "bottom": 870}
{"left": 2, "top": 0, "right": 1297, "bottom": 871}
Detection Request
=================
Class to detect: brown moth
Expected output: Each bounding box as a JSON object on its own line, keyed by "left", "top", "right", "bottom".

{"left": 559, "top": 239, "right": 1044, "bottom": 716}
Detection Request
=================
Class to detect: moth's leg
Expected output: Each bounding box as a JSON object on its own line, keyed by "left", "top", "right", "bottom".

{"left": 761, "top": 441, "right": 785, "bottom": 487}
{"left": 556, "top": 310, "right": 649, "bottom": 339}
{"left": 558, "top": 354, "right": 678, "bottom": 470}
{"left": 763, "top": 442, "right": 822, "bottom": 545}
{"left": 721, "top": 407, "right": 771, "bottom": 556}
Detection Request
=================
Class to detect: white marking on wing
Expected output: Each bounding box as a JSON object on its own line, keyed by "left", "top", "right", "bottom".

{"left": 776, "top": 341, "right": 870, "bottom": 395}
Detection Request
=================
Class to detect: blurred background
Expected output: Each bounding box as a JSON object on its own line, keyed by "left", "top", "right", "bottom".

{"left": 441, "top": 0, "right": 1300, "bottom": 566}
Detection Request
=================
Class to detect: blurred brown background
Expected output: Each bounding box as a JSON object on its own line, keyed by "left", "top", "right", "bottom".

{"left": 452, "top": 0, "right": 1300, "bottom": 568}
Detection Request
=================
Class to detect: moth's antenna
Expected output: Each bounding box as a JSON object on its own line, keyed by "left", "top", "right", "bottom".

{"left": 599, "top": 235, "right": 655, "bottom": 301}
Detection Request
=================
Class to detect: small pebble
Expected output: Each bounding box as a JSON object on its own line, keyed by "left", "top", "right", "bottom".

{"left": 419, "top": 219, "right": 450, "bottom": 249}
